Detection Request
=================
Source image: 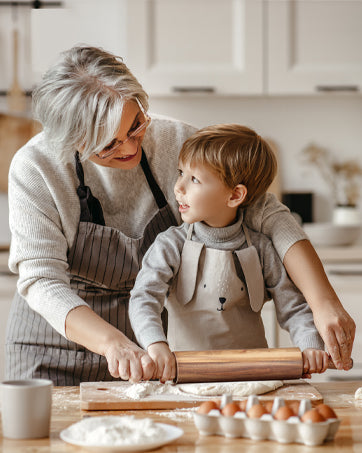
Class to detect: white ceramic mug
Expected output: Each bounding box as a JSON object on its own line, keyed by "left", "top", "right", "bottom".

{"left": 1, "top": 379, "right": 53, "bottom": 439}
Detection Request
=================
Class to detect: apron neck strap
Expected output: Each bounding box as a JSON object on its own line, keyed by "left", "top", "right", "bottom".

{"left": 186, "top": 223, "right": 194, "bottom": 240}
{"left": 75, "top": 151, "right": 86, "bottom": 187}
{"left": 140, "top": 149, "right": 168, "bottom": 209}
{"left": 242, "top": 223, "right": 252, "bottom": 247}
{"left": 74, "top": 151, "right": 105, "bottom": 225}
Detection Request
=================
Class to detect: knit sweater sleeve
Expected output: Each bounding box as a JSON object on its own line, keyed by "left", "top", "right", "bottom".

{"left": 255, "top": 232, "right": 324, "bottom": 351}
{"left": 8, "top": 138, "right": 88, "bottom": 338}
{"left": 129, "top": 225, "right": 186, "bottom": 349}
{"left": 243, "top": 193, "right": 308, "bottom": 261}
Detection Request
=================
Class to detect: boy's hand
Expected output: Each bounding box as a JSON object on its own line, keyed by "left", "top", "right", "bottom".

{"left": 147, "top": 342, "right": 176, "bottom": 383}
{"left": 302, "top": 348, "right": 330, "bottom": 378}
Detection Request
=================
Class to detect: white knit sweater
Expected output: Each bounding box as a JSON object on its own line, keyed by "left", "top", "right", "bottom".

{"left": 8, "top": 114, "right": 308, "bottom": 338}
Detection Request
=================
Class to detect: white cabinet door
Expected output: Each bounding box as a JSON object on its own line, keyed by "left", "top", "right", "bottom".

{"left": 126, "top": 0, "right": 263, "bottom": 95}
{"left": 31, "top": 0, "right": 127, "bottom": 84}
{"left": 267, "top": 0, "right": 362, "bottom": 94}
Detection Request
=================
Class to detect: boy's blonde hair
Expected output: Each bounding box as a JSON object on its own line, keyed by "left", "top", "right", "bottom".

{"left": 179, "top": 124, "right": 277, "bottom": 207}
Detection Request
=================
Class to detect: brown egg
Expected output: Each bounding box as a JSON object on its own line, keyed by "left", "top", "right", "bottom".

{"left": 288, "top": 400, "right": 300, "bottom": 414}
{"left": 221, "top": 402, "right": 241, "bottom": 417}
{"left": 315, "top": 403, "right": 337, "bottom": 419}
{"left": 247, "top": 403, "right": 268, "bottom": 419}
{"left": 238, "top": 400, "right": 248, "bottom": 412}
{"left": 197, "top": 400, "right": 220, "bottom": 414}
{"left": 301, "top": 408, "right": 326, "bottom": 423}
{"left": 263, "top": 400, "right": 274, "bottom": 413}
{"left": 274, "top": 405, "right": 295, "bottom": 420}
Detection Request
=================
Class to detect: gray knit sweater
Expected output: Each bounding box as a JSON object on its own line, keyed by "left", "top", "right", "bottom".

{"left": 129, "top": 214, "right": 323, "bottom": 352}
{"left": 8, "top": 114, "right": 308, "bottom": 338}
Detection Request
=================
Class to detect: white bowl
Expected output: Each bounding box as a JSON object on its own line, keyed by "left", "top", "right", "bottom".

{"left": 303, "top": 223, "right": 361, "bottom": 247}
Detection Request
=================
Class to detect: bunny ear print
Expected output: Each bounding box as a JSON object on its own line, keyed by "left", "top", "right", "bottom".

{"left": 176, "top": 240, "right": 204, "bottom": 305}
{"left": 234, "top": 246, "right": 265, "bottom": 313}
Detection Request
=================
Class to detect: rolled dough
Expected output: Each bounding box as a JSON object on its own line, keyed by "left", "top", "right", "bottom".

{"left": 121, "top": 380, "right": 283, "bottom": 399}
{"left": 178, "top": 380, "right": 283, "bottom": 397}
{"left": 355, "top": 387, "right": 362, "bottom": 400}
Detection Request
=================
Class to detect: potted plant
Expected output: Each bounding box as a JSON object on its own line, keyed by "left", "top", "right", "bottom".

{"left": 300, "top": 143, "right": 362, "bottom": 224}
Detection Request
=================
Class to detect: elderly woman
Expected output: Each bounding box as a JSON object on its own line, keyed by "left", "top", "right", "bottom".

{"left": 5, "top": 46, "right": 354, "bottom": 385}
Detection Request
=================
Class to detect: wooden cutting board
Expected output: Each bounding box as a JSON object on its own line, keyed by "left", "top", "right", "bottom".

{"left": 80, "top": 380, "right": 323, "bottom": 411}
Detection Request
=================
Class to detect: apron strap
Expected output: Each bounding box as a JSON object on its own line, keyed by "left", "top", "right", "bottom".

{"left": 242, "top": 223, "right": 253, "bottom": 247}
{"left": 74, "top": 152, "right": 105, "bottom": 225}
{"left": 186, "top": 223, "right": 194, "bottom": 240}
{"left": 140, "top": 149, "right": 168, "bottom": 209}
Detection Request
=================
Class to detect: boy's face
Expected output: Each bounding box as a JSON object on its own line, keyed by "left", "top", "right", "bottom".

{"left": 174, "top": 161, "right": 237, "bottom": 228}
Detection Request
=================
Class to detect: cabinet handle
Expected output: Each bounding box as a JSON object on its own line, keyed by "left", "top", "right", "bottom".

{"left": 0, "top": 270, "right": 16, "bottom": 277}
{"left": 329, "top": 270, "right": 362, "bottom": 276}
{"left": 0, "top": 1, "right": 62, "bottom": 6}
{"left": 316, "top": 85, "right": 359, "bottom": 93}
{"left": 172, "top": 86, "right": 215, "bottom": 94}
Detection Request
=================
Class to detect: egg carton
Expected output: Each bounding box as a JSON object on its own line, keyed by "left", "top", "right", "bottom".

{"left": 193, "top": 395, "right": 340, "bottom": 447}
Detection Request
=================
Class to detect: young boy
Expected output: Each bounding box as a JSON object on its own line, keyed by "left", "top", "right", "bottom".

{"left": 129, "top": 124, "right": 329, "bottom": 382}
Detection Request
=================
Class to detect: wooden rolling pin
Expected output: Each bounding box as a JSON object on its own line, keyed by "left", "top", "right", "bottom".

{"left": 173, "top": 348, "right": 353, "bottom": 383}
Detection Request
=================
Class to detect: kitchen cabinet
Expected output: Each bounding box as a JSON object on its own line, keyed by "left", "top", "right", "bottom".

{"left": 127, "top": 0, "right": 362, "bottom": 96}
{"left": 267, "top": 0, "right": 362, "bottom": 94}
{"left": 126, "top": 0, "right": 263, "bottom": 95}
{"left": 30, "top": 0, "right": 127, "bottom": 83}
{"left": 7, "top": 0, "right": 360, "bottom": 96}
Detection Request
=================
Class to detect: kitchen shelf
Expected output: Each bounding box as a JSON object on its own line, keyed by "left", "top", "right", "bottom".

{"left": 315, "top": 246, "right": 362, "bottom": 264}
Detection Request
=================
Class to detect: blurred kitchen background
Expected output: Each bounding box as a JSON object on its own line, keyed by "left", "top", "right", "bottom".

{"left": 0, "top": 0, "right": 362, "bottom": 381}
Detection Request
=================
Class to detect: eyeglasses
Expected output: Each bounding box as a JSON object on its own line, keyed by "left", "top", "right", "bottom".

{"left": 96, "top": 99, "right": 151, "bottom": 159}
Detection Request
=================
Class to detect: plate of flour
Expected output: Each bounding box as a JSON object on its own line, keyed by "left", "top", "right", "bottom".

{"left": 60, "top": 415, "right": 183, "bottom": 451}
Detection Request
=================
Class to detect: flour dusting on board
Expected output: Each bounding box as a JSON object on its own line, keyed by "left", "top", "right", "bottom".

{"left": 118, "top": 381, "right": 184, "bottom": 399}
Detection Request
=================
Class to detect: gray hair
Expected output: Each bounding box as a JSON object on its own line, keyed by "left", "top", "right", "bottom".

{"left": 32, "top": 45, "right": 149, "bottom": 161}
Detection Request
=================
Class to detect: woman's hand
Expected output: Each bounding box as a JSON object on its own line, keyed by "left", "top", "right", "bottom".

{"left": 103, "top": 338, "right": 155, "bottom": 383}
{"left": 283, "top": 240, "right": 356, "bottom": 370}
{"left": 65, "top": 305, "right": 155, "bottom": 382}
{"left": 302, "top": 348, "right": 330, "bottom": 379}
{"left": 147, "top": 341, "right": 176, "bottom": 383}
{"left": 312, "top": 304, "right": 355, "bottom": 371}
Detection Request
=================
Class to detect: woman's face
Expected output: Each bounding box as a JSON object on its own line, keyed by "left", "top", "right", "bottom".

{"left": 88, "top": 100, "right": 148, "bottom": 170}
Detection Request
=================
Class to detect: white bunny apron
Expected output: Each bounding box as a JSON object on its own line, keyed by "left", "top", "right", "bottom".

{"left": 166, "top": 223, "right": 268, "bottom": 351}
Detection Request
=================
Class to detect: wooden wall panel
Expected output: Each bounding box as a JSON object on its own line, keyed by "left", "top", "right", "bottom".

{"left": 0, "top": 114, "right": 42, "bottom": 192}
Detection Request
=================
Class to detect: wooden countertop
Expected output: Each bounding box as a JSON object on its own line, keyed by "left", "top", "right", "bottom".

{"left": 1, "top": 381, "right": 362, "bottom": 451}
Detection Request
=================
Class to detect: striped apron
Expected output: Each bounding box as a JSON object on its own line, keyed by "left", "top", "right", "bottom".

{"left": 5, "top": 150, "right": 177, "bottom": 385}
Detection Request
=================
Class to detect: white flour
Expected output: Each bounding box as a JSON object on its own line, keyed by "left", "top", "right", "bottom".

{"left": 64, "top": 416, "right": 165, "bottom": 446}
{"left": 121, "top": 381, "right": 184, "bottom": 399}
{"left": 151, "top": 408, "right": 197, "bottom": 422}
